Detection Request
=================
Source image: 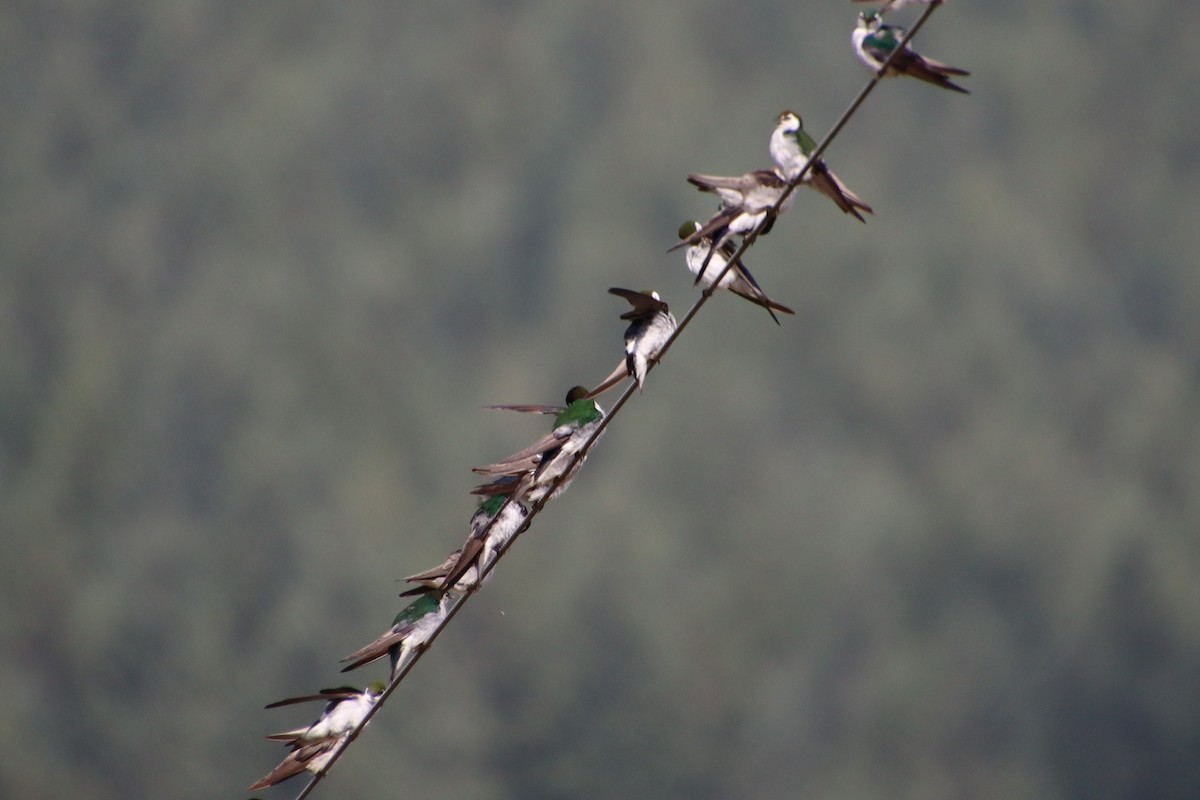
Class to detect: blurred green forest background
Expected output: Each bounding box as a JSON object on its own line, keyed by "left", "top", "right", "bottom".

{"left": 3, "top": 1, "right": 1199, "bottom": 798}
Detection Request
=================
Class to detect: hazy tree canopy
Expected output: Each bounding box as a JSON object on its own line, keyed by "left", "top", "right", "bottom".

{"left": 2, "top": 2, "right": 1199, "bottom": 799}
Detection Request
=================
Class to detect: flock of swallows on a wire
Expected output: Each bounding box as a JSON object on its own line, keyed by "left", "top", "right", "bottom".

{"left": 248, "top": 3, "right": 968, "bottom": 791}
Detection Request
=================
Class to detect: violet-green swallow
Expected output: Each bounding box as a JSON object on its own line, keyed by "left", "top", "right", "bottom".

{"left": 591, "top": 288, "right": 678, "bottom": 396}
{"left": 675, "top": 221, "right": 795, "bottom": 325}
{"left": 853, "top": 11, "right": 969, "bottom": 93}
{"left": 340, "top": 593, "right": 449, "bottom": 677}
{"left": 769, "top": 111, "right": 873, "bottom": 222}
{"left": 670, "top": 169, "right": 796, "bottom": 283}
{"left": 674, "top": 169, "right": 795, "bottom": 246}
{"left": 247, "top": 683, "right": 383, "bottom": 790}
{"left": 433, "top": 494, "right": 530, "bottom": 592}
{"left": 472, "top": 386, "right": 605, "bottom": 505}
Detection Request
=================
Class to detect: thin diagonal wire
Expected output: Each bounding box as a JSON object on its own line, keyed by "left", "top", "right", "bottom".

{"left": 286, "top": 4, "right": 944, "bottom": 797}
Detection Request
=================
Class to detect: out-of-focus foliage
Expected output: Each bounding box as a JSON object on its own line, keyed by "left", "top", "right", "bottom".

{"left": 2, "top": 1, "right": 1198, "bottom": 798}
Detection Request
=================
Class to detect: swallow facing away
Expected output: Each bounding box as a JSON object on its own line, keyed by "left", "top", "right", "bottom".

{"left": 853, "top": 11, "right": 969, "bottom": 94}
{"left": 247, "top": 683, "right": 384, "bottom": 790}
{"left": 590, "top": 288, "right": 678, "bottom": 397}
{"left": 472, "top": 386, "right": 605, "bottom": 505}
{"left": 769, "top": 110, "right": 872, "bottom": 222}
{"left": 340, "top": 593, "right": 449, "bottom": 678}
{"left": 675, "top": 221, "right": 795, "bottom": 325}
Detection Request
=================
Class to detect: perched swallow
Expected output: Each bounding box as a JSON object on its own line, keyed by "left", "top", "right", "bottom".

{"left": 247, "top": 683, "right": 383, "bottom": 790}
{"left": 674, "top": 169, "right": 794, "bottom": 245}
{"left": 675, "top": 221, "right": 795, "bottom": 325}
{"left": 769, "top": 111, "right": 872, "bottom": 222}
{"left": 472, "top": 386, "right": 605, "bottom": 505}
{"left": 853, "top": 11, "right": 969, "bottom": 93}
{"left": 670, "top": 169, "right": 796, "bottom": 282}
{"left": 591, "top": 288, "right": 678, "bottom": 396}
{"left": 430, "top": 494, "right": 530, "bottom": 592}
{"left": 340, "top": 593, "right": 448, "bottom": 677}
